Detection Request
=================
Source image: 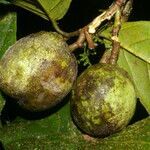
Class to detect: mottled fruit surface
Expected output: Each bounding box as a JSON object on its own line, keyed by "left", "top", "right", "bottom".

{"left": 71, "top": 63, "right": 136, "bottom": 137}
{"left": 0, "top": 31, "right": 77, "bottom": 111}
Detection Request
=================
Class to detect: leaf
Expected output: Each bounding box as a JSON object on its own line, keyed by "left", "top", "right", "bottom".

{"left": 119, "top": 21, "right": 150, "bottom": 63}
{"left": 100, "top": 21, "right": 150, "bottom": 113}
{"left": 0, "top": 105, "right": 149, "bottom": 149}
{"left": 0, "top": 12, "right": 16, "bottom": 114}
{"left": 6, "top": 0, "right": 72, "bottom": 21}
{"left": 0, "top": 0, "right": 10, "bottom": 4}
{"left": 101, "top": 21, "right": 150, "bottom": 63}
{"left": 9, "top": 0, "right": 48, "bottom": 20}
{"left": 118, "top": 49, "right": 150, "bottom": 114}
{"left": 86, "top": 117, "right": 150, "bottom": 150}
{"left": 37, "top": 0, "right": 72, "bottom": 20}
{"left": 0, "top": 102, "right": 82, "bottom": 149}
{"left": 0, "top": 12, "right": 16, "bottom": 58}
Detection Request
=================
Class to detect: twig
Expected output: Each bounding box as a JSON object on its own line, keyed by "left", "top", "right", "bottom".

{"left": 88, "top": 0, "right": 126, "bottom": 34}
{"left": 121, "top": 0, "right": 133, "bottom": 22}
{"left": 69, "top": 28, "right": 86, "bottom": 52}
{"left": 51, "top": 20, "right": 80, "bottom": 38}
{"left": 37, "top": 0, "right": 127, "bottom": 52}
{"left": 36, "top": 0, "right": 80, "bottom": 38}
{"left": 109, "top": 8, "right": 122, "bottom": 65}
{"left": 69, "top": 0, "right": 127, "bottom": 52}
{"left": 109, "top": 0, "right": 133, "bottom": 64}
{"left": 84, "top": 27, "right": 95, "bottom": 49}
{"left": 100, "top": 50, "right": 111, "bottom": 64}
{"left": 99, "top": 0, "right": 133, "bottom": 64}
{"left": 69, "top": 27, "right": 95, "bottom": 52}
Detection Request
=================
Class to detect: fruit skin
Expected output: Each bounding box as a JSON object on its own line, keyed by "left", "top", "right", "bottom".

{"left": 71, "top": 63, "right": 136, "bottom": 137}
{"left": 0, "top": 31, "right": 77, "bottom": 111}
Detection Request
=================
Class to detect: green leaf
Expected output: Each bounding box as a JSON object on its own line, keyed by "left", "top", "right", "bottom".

{"left": 101, "top": 21, "right": 150, "bottom": 63}
{"left": 9, "top": 0, "right": 48, "bottom": 19}
{"left": 0, "top": 102, "right": 82, "bottom": 149}
{"left": 0, "top": 0, "right": 10, "bottom": 4}
{"left": 118, "top": 49, "right": 150, "bottom": 114}
{"left": 87, "top": 117, "right": 150, "bottom": 150}
{"left": 119, "top": 21, "right": 150, "bottom": 63}
{"left": 7, "top": 0, "right": 72, "bottom": 21}
{"left": 37, "top": 0, "right": 72, "bottom": 20}
{"left": 0, "top": 105, "right": 149, "bottom": 149}
{"left": 0, "top": 12, "right": 16, "bottom": 114}
{"left": 0, "top": 12, "right": 16, "bottom": 58}
{"left": 101, "top": 21, "right": 150, "bottom": 113}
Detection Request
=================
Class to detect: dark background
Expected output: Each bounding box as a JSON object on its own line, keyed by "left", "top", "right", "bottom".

{"left": 16, "top": 0, "right": 150, "bottom": 38}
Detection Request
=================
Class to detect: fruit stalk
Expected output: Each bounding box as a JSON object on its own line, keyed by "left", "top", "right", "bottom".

{"left": 109, "top": 0, "right": 134, "bottom": 64}
{"left": 100, "top": 0, "right": 133, "bottom": 64}
{"left": 109, "top": 8, "right": 122, "bottom": 65}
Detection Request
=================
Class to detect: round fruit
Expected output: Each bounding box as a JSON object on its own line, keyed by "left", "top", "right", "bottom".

{"left": 0, "top": 31, "right": 77, "bottom": 111}
{"left": 71, "top": 63, "right": 136, "bottom": 137}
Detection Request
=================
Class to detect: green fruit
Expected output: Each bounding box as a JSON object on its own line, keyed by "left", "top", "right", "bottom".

{"left": 71, "top": 63, "right": 136, "bottom": 137}
{"left": 0, "top": 31, "right": 77, "bottom": 111}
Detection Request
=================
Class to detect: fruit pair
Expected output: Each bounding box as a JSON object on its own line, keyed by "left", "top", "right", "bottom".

{"left": 0, "top": 31, "right": 136, "bottom": 137}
